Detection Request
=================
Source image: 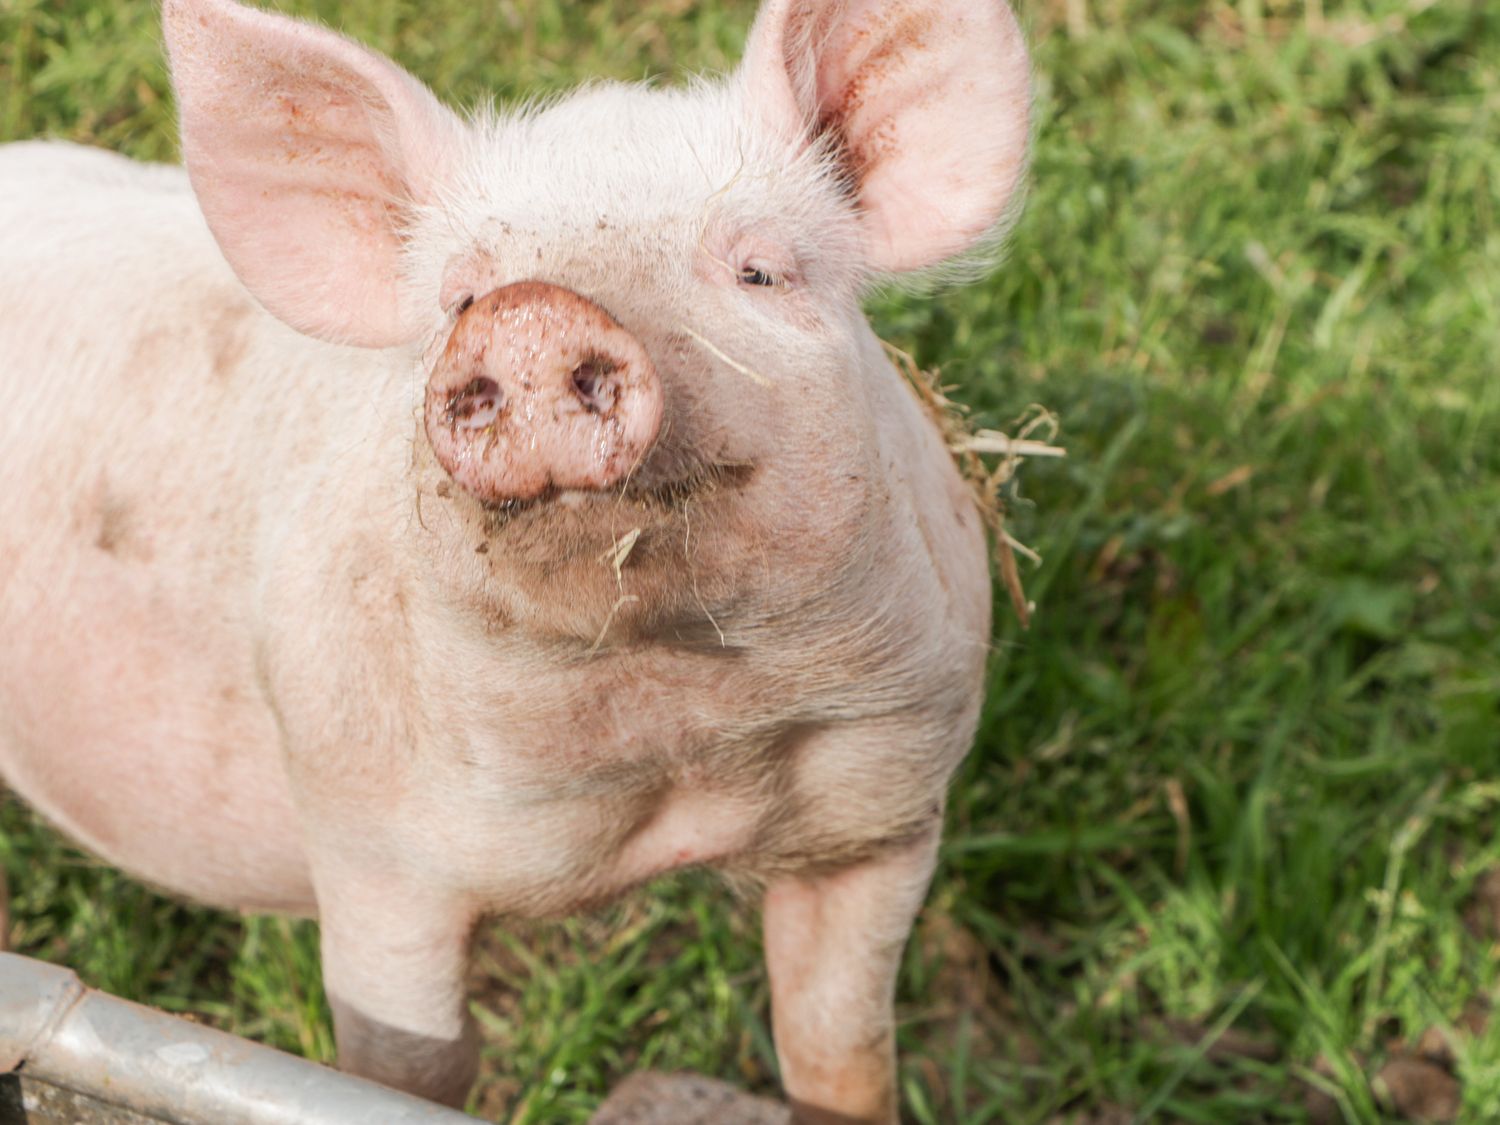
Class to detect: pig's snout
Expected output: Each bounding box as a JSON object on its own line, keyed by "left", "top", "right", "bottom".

{"left": 425, "top": 282, "right": 664, "bottom": 503}
{"left": 448, "top": 377, "right": 505, "bottom": 430}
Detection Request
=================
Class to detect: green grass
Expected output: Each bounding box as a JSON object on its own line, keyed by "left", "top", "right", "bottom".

{"left": 3, "top": 0, "right": 1499, "bottom": 1121}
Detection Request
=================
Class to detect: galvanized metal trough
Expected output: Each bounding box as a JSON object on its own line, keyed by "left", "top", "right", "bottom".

{"left": 0, "top": 952, "right": 481, "bottom": 1125}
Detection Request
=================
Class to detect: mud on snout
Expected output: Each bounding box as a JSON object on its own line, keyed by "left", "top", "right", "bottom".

{"left": 424, "top": 281, "right": 664, "bottom": 504}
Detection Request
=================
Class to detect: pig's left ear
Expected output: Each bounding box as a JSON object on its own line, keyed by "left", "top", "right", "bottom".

{"left": 740, "top": 0, "right": 1031, "bottom": 274}
{"left": 164, "top": 0, "right": 465, "bottom": 347}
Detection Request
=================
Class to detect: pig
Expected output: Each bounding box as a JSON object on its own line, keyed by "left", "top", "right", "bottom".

{"left": 0, "top": 0, "right": 1031, "bottom": 1120}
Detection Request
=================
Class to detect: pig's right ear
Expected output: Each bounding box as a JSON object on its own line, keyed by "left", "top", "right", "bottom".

{"left": 164, "top": 0, "right": 464, "bottom": 347}
{"left": 740, "top": 0, "right": 1031, "bottom": 276}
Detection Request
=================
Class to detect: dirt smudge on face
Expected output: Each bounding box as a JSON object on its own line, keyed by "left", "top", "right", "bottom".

{"left": 124, "top": 326, "right": 173, "bottom": 385}
{"left": 812, "top": 2, "right": 939, "bottom": 186}
{"left": 89, "top": 480, "right": 151, "bottom": 563}
{"left": 208, "top": 299, "right": 254, "bottom": 380}
{"left": 94, "top": 495, "right": 129, "bottom": 554}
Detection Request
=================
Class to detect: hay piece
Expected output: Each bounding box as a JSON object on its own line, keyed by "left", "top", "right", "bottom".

{"left": 677, "top": 325, "right": 772, "bottom": 387}
{"left": 599, "top": 527, "right": 643, "bottom": 585}
{"left": 882, "top": 340, "right": 1063, "bottom": 629}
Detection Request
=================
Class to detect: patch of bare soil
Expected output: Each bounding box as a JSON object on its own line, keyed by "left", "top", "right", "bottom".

{"left": 589, "top": 1072, "right": 789, "bottom": 1125}
{"left": 1300, "top": 995, "right": 1492, "bottom": 1125}
{"left": 1463, "top": 867, "right": 1500, "bottom": 942}
{"left": 1374, "top": 1055, "right": 1462, "bottom": 1123}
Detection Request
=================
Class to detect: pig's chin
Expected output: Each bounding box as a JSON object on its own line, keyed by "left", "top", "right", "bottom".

{"left": 475, "top": 454, "right": 756, "bottom": 554}
{"left": 463, "top": 453, "right": 759, "bottom": 645}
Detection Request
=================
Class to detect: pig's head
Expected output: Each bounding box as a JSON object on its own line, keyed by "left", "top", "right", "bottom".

{"left": 164, "top": 0, "right": 1030, "bottom": 642}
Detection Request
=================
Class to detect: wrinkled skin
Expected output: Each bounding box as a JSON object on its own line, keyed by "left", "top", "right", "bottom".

{"left": 0, "top": 0, "right": 1030, "bottom": 1120}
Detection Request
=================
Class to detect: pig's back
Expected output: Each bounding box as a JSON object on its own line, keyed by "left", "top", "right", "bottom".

{"left": 0, "top": 141, "right": 233, "bottom": 455}
{"left": 0, "top": 139, "right": 191, "bottom": 190}
{"left": 0, "top": 142, "right": 209, "bottom": 308}
{"left": 0, "top": 141, "right": 320, "bottom": 912}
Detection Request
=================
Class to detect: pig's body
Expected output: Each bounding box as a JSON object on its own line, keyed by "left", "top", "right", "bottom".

{"left": 0, "top": 0, "right": 1030, "bottom": 1119}
{"left": 0, "top": 139, "right": 988, "bottom": 915}
{"left": 0, "top": 143, "right": 320, "bottom": 910}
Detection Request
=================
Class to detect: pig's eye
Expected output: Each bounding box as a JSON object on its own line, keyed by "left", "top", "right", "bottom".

{"left": 738, "top": 265, "right": 782, "bottom": 288}
{"left": 450, "top": 293, "right": 475, "bottom": 317}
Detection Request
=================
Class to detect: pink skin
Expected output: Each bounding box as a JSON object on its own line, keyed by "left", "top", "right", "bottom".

{"left": 424, "top": 283, "right": 664, "bottom": 503}
{"left": 0, "top": 0, "right": 1031, "bottom": 1121}
{"left": 765, "top": 832, "right": 940, "bottom": 1125}
{"left": 740, "top": 0, "right": 1032, "bottom": 271}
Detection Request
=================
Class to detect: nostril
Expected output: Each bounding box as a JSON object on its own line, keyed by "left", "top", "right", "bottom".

{"left": 569, "top": 356, "right": 619, "bottom": 414}
{"left": 447, "top": 376, "right": 504, "bottom": 430}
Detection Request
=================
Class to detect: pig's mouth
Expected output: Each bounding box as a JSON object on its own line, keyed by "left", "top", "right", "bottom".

{"left": 477, "top": 456, "right": 756, "bottom": 530}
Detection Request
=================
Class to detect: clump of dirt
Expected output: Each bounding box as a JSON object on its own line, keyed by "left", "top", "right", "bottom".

{"left": 1462, "top": 867, "right": 1500, "bottom": 941}
{"left": 1374, "top": 1055, "right": 1462, "bottom": 1122}
{"left": 1299, "top": 995, "right": 1492, "bottom": 1125}
{"left": 590, "top": 1071, "right": 789, "bottom": 1124}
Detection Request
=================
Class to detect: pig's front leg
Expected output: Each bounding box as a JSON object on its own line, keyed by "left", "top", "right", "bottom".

{"left": 315, "top": 867, "right": 481, "bottom": 1107}
{"left": 763, "top": 828, "right": 941, "bottom": 1125}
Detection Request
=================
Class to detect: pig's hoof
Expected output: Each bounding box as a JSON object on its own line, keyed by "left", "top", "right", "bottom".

{"left": 590, "top": 1071, "right": 790, "bottom": 1125}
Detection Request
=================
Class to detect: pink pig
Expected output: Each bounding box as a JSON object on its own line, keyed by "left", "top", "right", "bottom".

{"left": 0, "top": 0, "right": 1030, "bottom": 1120}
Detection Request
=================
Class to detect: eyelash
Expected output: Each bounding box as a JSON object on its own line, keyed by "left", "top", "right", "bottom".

{"left": 738, "top": 265, "right": 781, "bottom": 288}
